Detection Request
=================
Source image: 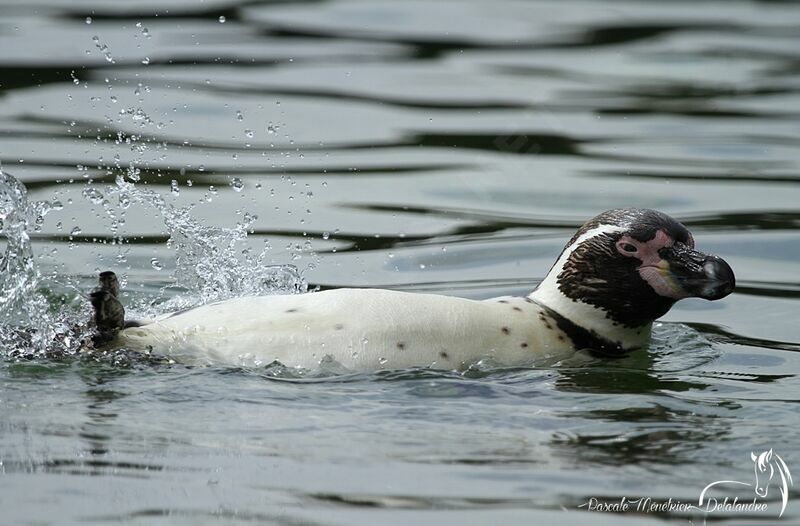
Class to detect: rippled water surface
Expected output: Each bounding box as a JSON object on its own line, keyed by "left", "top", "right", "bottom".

{"left": 2, "top": 0, "right": 800, "bottom": 524}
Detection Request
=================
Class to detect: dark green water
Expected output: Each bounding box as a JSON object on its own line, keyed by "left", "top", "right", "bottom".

{"left": 1, "top": 0, "right": 799, "bottom": 524}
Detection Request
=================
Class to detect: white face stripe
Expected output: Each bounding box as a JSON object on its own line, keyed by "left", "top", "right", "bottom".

{"left": 529, "top": 224, "right": 651, "bottom": 348}
{"left": 536, "top": 224, "right": 625, "bottom": 296}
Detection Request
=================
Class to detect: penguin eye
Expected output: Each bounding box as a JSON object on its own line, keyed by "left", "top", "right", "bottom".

{"left": 622, "top": 243, "right": 637, "bottom": 253}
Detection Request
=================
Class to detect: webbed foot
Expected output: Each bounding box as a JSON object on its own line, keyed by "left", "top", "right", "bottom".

{"left": 98, "top": 270, "right": 120, "bottom": 298}
{"left": 90, "top": 271, "right": 125, "bottom": 345}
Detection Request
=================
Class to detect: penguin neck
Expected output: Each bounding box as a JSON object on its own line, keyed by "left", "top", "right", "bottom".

{"left": 529, "top": 285, "right": 652, "bottom": 355}
{"left": 529, "top": 225, "right": 652, "bottom": 354}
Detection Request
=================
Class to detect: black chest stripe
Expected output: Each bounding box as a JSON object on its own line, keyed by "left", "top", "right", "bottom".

{"left": 530, "top": 299, "right": 632, "bottom": 358}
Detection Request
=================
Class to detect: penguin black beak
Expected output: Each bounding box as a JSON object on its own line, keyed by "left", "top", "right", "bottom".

{"left": 660, "top": 244, "right": 736, "bottom": 300}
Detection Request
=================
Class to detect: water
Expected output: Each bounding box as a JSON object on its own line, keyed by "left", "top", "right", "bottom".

{"left": 1, "top": 0, "right": 800, "bottom": 524}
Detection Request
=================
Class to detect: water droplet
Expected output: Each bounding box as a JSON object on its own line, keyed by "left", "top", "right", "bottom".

{"left": 198, "top": 165, "right": 205, "bottom": 172}
{"left": 378, "top": 357, "right": 388, "bottom": 365}
{"left": 151, "top": 258, "right": 163, "bottom": 270}
{"left": 218, "top": 15, "right": 226, "bottom": 23}
{"left": 267, "top": 123, "right": 278, "bottom": 134}
{"left": 141, "top": 56, "right": 150, "bottom": 65}
{"left": 93, "top": 36, "right": 115, "bottom": 63}
{"left": 244, "top": 129, "right": 253, "bottom": 138}
{"left": 322, "top": 231, "right": 330, "bottom": 240}
{"left": 81, "top": 187, "right": 104, "bottom": 204}
{"left": 127, "top": 166, "right": 141, "bottom": 182}
{"left": 170, "top": 180, "right": 180, "bottom": 196}
{"left": 236, "top": 110, "right": 243, "bottom": 121}
{"left": 231, "top": 178, "right": 244, "bottom": 192}
{"left": 85, "top": 17, "right": 92, "bottom": 24}
{"left": 69, "top": 226, "right": 82, "bottom": 236}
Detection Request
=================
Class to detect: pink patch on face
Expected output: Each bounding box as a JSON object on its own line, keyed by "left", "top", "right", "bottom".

{"left": 638, "top": 266, "right": 689, "bottom": 299}
{"left": 616, "top": 230, "right": 687, "bottom": 299}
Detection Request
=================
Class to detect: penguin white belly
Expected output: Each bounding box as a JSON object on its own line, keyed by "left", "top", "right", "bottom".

{"left": 117, "top": 289, "right": 567, "bottom": 370}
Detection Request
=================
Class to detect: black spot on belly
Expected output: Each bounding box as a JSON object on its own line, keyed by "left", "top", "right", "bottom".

{"left": 520, "top": 342, "right": 528, "bottom": 348}
{"left": 439, "top": 351, "right": 449, "bottom": 359}
{"left": 397, "top": 342, "right": 406, "bottom": 350}
{"left": 285, "top": 308, "right": 298, "bottom": 313}
{"left": 512, "top": 306, "right": 522, "bottom": 312}
{"left": 501, "top": 327, "right": 510, "bottom": 335}
{"left": 498, "top": 300, "right": 509, "bottom": 304}
{"left": 334, "top": 323, "right": 344, "bottom": 330}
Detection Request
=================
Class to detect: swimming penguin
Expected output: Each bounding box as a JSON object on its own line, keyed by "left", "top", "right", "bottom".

{"left": 89, "top": 208, "right": 735, "bottom": 370}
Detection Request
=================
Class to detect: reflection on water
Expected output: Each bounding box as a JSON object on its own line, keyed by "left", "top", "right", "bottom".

{"left": 1, "top": 0, "right": 800, "bottom": 524}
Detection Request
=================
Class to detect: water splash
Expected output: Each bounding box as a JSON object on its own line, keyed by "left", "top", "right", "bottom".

{"left": 0, "top": 168, "right": 306, "bottom": 360}
{"left": 0, "top": 168, "right": 84, "bottom": 357}
{"left": 106, "top": 176, "right": 307, "bottom": 317}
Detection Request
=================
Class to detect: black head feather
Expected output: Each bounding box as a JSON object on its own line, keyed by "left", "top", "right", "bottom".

{"left": 556, "top": 209, "right": 691, "bottom": 328}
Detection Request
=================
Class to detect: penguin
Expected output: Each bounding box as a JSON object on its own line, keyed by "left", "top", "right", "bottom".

{"left": 89, "top": 209, "right": 735, "bottom": 370}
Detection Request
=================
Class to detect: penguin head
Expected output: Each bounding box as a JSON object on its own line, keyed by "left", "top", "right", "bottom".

{"left": 532, "top": 208, "right": 735, "bottom": 335}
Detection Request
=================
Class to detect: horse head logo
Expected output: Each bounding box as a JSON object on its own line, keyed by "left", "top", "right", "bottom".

{"left": 752, "top": 449, "right": 775, "bottom": 497}
{"left": 700, "top": 449, "right": 793, "bottom": 518}
{"left": 751, "top": 449, "right": 792, "bottom": 512}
